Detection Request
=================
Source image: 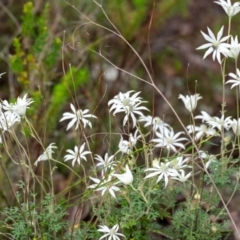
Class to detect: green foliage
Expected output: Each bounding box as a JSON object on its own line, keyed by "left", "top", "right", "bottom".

{"left": 45, "top": 67, "right": 89, "bottom": 130}
{"left": 204, "top": 161, "right": 237, "bottom": 190}
{"left": 2, "top": 193, "right": 68, "bottom": 240}
{"left": 164, "top": 205, "right": 227, "bottom": 240}
{"left": 44, "top": 37, "right": 62, "bottom": 70}
{"left": 21, "top": 2, "right": 34, "bottom": 38}
{"left": 9, "top": 38, "right": 24, "bottom": 74}
{"left": 32, "top": 4, "right": 49, "bottom": 54}
{"left": 158, "top": 0, "right": 190, "bottom": 18}
{"left": 90, "top": 168, "right": 174, "bottom": 240}
{"left": 64, "top": 222, "right": 99, "bottom": 240}
{"left": 132, "top": 0, "right": 147, "bottom": 9}
{"left": 107, "top": 0, "right": 149, "bottom": 40}
{"left": 9, "top": 1, "right": 61, "bottom": 90}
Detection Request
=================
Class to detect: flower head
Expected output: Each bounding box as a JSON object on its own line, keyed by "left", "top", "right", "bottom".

{"left": 138, "top": 115, "right": 171, "bottom": 132}
{"left": 60, "top": 104, "right": 97, "bottom": 131}
{"left": 230, "top": 118, "right": 240, "bottom": 135}
{"left": 197, "top": 151, "right": 218, "bottom": 169}
{"left": 108, "top": 91, "right": 149, "bottom": 128}
{"left": 89, "top": 175, "right": 120, "bottom": 198}
{"left": 187, "top": 124, "right": 216, "bottom": 140}
{"left": 170, "top": 156, "right": 191, "bottom": 170}
{"left": 0, "top": 111, "right": 20, "bottom": 131}
{"left": 129, "top": 129, "right": 141, "bottom": 147}
{"left": 226, "top": 36, "right": 240, "bottom": 59}
{"left": 145, "top": 161, "right": 178, "bottom": 187}
{"left": 3, "top": 94, "right": 34, "bottom": 116}
{"left": 171, "top": 169, "right": 192, "bottom": 183}
{"left": 118, "top": 136, "right": 131, "bottom": 154}
{"left": 195, "top": 111, "right": 214, "bottom": 123}
{"left": 112, "top": 165, "right": 133, "bottom": 185}
{"left": 226, "top": 68, "right": 240, "bottom": 89}
{"left": 196, "top": 26, "right": 230, "bottom": 63}
{"left": 95, "top": 153, "right": 116, "bottom": 171}
{"left": 151, "top": 128, "right": 188, "bottom": 152}
{"left": 215, "top": 0, "right": 240, "bottom": 17}
{"left": 207, "top": 115, "right": 232, "bottom": 131}
{"left": 64, "top": 143, "right": 91, "bottom": 166}
{"left": 34, "top": 143, "right": 57, "bottom": 166}
{"left": 178, "top": 94, "right": 202, "bottom": 112}
{"left": 98, "top": 224, "right": 126, "bottom": 240}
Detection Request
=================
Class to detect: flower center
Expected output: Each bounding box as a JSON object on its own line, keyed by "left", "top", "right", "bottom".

{"left": 76, "top": 110, "right": 83, "bottom": 119}
{"left": 166, "top": 138, "right": 173, "bottom": 144}
{"left": 160, "top": 164, "right": 168, "bottom": 173}
{"left": 122, "top": 98, "right": 131, "bottom": 106}
{"left": 212, "top": 41, "right": 220, "bottom": 49}
{"left": 153, "top": 117, "right": 161, "bottom": 125}
{"left": 109, "top": 228, "right": 116, "bottom": 235}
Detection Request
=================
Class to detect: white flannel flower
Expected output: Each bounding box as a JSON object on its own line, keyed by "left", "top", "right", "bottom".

{"left": 0, "top": 111, "right": 20, "bottom": 131}
{"left": 98, "top": 224, "right": 126, "bottom": 240}
{"left": 196, "top": 26, "right": 230, "bottom": 63}
{"left": 207, "top": 115, "right": 232, "bottom": 131}
{"left": 187, "top": 124, "right": 216, "bottom": 140}
{"left": 227, "top": 36, "right": 240, "bottom": 59}
{"left": 230, "top": 118, "right": 240, "bottom": 135}
{"left": 108, "top": 91, "right": 149, "bottom": 127}
{"left": 171, "top": 169, "right": 192, "bottom": 183}
{"left": 118, "top": 136, "right": 131, "bottom": 154}
{"left": 60, "top": 104, "right": 97, "bottom": 131}
{"left": 178, "top": 94, "right": 202, "bottom": 112}
{"left": 64, "top": 143, "right": 91, "bottom": 166}
{"left": 226, "top": 68, "right": 240, "bottom": 89}
{"left": 108, "top": 91, "right": 140, "bottom": 115}
{"left": 195, "top": 111, "right": 214, "bottom": 123}
{"left": 215, "top": 0, "right": 240, "bottom": 17}
{"left": 197, "top": 151, "right": 218, "bottom": 169}
{"left": 95, "top": 153, "right": 116, "bottom": 171}
{"left": 151, "top": 128, "right": 188, "bottom": 152}
{"left": 129, "top": 129, "right": 141, "bottom": 147}
{"left": 145, "top": 161, "right": 178, "bottom": 188}
{"left": 89, "top": 175, "right": 120, "bottom": 198}
{"left": 34, "top": 143, "right": 57, "bottom": 166}
{"left": 2, "top": 94, "right": 34, "bottom": 116}
{"left": 112, "top": 164, "right": 133, "bottom": 185}
{"left": 170, "top": 156, "right": 191, "bottom": 170}
{"left": 138, "top": 115, "right": 171, "bottom": 132}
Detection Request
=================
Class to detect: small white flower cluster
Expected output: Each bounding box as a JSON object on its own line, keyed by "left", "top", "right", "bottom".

{"left": 215, "top": 0, "right": 240, "bottom": 18}
{"left": 108, "top": 91, "right": 149, "bottom": 127}
{"left": 145, "top": 156, "right": 192, "bottom": 188}
{"left": 88, "top": 163, "right": 133, "bottom": 198}
{"left": 197, "top": 1, "right": 240, "bottom": 64}
{"left": 59, "top": 103, "right": 97, "bottom": 130}
{"left": 191, "top": 111, "right": 240, "bottom": 136}
{"left": 0, "top": 91, "right": 34, "bottom": 144}
{"left": 31, "top": 3, "right": 240, "bottom": 237}
{"left": 196, "top": 0, "right": 240, "bottom": 97}
{"left": 139, "top": 115, "right": 188, "bottom": 152}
